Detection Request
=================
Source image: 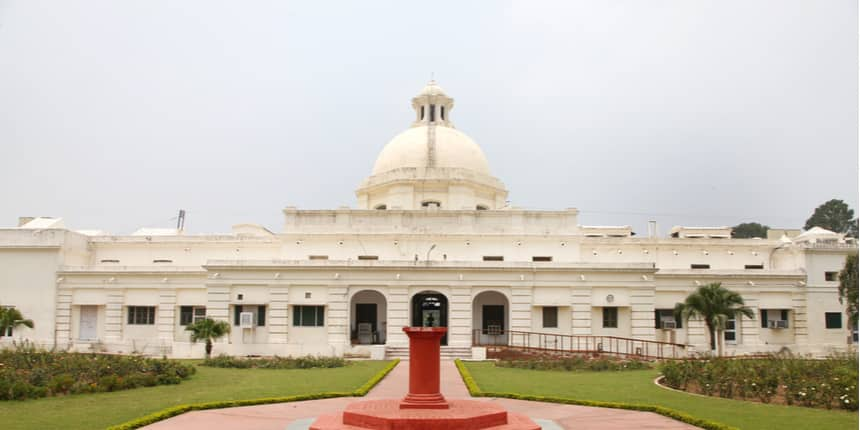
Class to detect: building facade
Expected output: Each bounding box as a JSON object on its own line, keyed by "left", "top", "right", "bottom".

{"left": 1, "top": 82, "right": 856, "bottom": 358}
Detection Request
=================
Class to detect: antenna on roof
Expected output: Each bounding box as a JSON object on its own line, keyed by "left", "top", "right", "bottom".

{"left": 177, "top": 209, "right": 186, "bottom": 231}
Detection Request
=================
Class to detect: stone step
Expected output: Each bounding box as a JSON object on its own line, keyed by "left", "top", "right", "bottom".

{"left": 385, "top": 346, "right": 472, "bottom": 359}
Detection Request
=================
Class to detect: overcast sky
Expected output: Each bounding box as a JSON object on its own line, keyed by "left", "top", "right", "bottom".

{"left": 0, "top": 1, "right": 856, "bottom": 236}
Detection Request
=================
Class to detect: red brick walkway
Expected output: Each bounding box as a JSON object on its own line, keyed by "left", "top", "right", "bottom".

{"left": 143, "top": 361, "right": 697, "bottom": 430}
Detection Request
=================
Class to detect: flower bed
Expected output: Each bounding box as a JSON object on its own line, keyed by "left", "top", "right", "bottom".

{"left": 201, "top": 355, "right": 347, "bottom": 369}
{"left": 496, "top": 355, "right": 651, "bottom": 372}
{"left": 0, "top": 343, "right": 195, "bottom": 400}
{"left": 659, "top": 354, "right": 858, "bottom": 410}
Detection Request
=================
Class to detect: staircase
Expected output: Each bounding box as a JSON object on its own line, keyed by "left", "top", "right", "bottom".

{"left": 385, "top": 345, "right": 472, "bottom": 360}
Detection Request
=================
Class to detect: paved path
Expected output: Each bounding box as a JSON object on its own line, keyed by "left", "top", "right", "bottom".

{"left": 144, "top": 361, "right": 697, "bottom": 430}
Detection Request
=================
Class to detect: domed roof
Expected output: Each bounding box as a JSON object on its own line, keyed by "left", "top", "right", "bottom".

{"left": 371, "top": 126, "right": 491, "bottom": 176}
{"left": 417, "top": 80, "right": 447, "bottom": 97}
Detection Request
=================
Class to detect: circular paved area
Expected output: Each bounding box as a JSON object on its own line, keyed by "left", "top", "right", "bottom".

{"left": 144, "top": 361, "right": 698, "bottom": 430}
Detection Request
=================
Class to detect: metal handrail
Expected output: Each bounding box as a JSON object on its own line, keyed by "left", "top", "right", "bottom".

{"left": 472, "top": 329, "right": 688, "bottom": 359}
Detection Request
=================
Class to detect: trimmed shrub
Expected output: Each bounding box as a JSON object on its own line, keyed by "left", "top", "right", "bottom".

{"left": 659, "top": 353, "right": 858, "bottom": 411}
{"left": 0, "top": 343, "right": 195, "bottom": 400}
{"left": 201, "top": 355, "right": 347, "bottom": 369}
{"left": 496, "top": 355, "right": 651, "bottom": 372}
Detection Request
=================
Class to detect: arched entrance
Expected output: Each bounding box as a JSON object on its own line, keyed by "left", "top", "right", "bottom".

{"left": 411, "top": 291, "right": 448, "bottom": 345}
{"left": 472, "top": 291, "right": 509, "bottom": 345}
{"left": 350, "top": 290, "right": 387, "bottom": 345}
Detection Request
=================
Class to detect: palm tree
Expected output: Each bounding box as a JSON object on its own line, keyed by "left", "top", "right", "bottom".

{"left": 674, "top": 283, "right": 754, "bottom": 355}
{"left": 185, "top": 318, "right": 231, "bottom": 358}
{"left": 0, "top": 306, "right": 34, "bottom": 337}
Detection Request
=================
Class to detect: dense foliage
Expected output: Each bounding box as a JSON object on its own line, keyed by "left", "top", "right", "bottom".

{"left": 838, "top": 254, "right": 858, "bottom": 324}
{"left": 804, "top": 199, "right": 858, "bottom": 237}
{"left": 731, "top": 222, "right": 769, "bottom": 239}
{"left": 201, "top": 355, "right": 347, "bottom": 369}
{"left": 496, "top": 355, "right": 651, "bottom": 372}
{"left": 0, "top": 306, "right": 34, "bottom": 337}
{"left": 0, "top": 343, "right": 195, "bottom": 400}
{"left": 660, "top": 354, "right": 858, "bottom": 411}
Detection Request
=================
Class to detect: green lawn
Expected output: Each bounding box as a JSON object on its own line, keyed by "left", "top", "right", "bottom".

{"left": 462, "top": 361, "right": 858, "bottom": 430}
{"left": 1, "top": 360, "right": 393, "bottom": 430}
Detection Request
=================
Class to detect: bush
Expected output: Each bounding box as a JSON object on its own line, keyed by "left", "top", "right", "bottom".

{"left": 496, "top": 355, "right": 651, "bottom": 372}
{"left": 201, "top": 355, "right": 347, "bottom": 369}
{"left": 659, "top": 353, "right": 858, "bottom": 411}
{"left": 0, "top": 343, "right": 195, "bottom": 400}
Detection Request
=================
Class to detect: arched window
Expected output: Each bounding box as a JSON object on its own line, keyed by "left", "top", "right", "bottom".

{"left": 429, "top": 104, "right": 436, "bottom": 122}
{"left": 421, "top": 200, "right": 441, "bottom": 208}
{"left": 476, "top": 205, "right": 488, "bottom": 211}
{"left": 420, "top": 106, "right": 425, "bottom": 120}
{"left": 440, "top": 106, "right": 445, "bottom": 120}
{"left": 374, "top": 204, "right": 387, "bottom": 210}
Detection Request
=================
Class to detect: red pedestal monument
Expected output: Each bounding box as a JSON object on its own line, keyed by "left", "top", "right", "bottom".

{"left": 309, "top": 327, "right": 540, "bottom": 430}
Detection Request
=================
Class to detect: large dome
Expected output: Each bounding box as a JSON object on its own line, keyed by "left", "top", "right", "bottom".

{"left": 371, "top": 126, "right": 491, "bottom": 176}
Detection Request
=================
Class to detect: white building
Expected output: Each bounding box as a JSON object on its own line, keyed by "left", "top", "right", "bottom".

{"left": 1, "top": 81, "right": 856, "bottom": 358}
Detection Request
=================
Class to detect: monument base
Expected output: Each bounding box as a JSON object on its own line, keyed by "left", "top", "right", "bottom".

{"left": 310, "top": 399, "right": 540, "bottom": 430}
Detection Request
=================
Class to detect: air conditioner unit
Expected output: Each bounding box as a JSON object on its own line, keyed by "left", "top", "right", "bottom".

{"left": 768, "top": 320, "right": 789, "bottom": 329}
{"left": 661, "top": 321, "right": 677, "bottom": 330}
{"left": 239, "top": 312, "right": 255, "bottom": 328}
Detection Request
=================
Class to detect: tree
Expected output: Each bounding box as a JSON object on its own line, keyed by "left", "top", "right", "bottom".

{"left": 0, "top": 306, "right": 34, "bottom": 337}
{"left": 185, "top": 318, "right": 230, "bottom": 358}
{"left": 804, "top": 199, "right": 856, "bottom": 236}
{"left": 674, "top": 283, "right": 754, "bottom": 355}
{"left": 838, "top": 254, "right": 859, "bottom": 325}
{"left": 732, "top": 222, "right": 769, "bottom": 239}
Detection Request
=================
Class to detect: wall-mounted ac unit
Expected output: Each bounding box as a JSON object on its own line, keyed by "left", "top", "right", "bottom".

{"left": 239, "top": 312, "right": 255, "bottom": 328}
{"left": 661, "top": 321, "right": 677, "bottom": 330}
{"left": 768, "top": 320, "right": 789, "bottom": 329}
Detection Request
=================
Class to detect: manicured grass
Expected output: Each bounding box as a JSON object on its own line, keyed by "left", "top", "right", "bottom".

{"left": 1, "top": 360, "right": 393, "bottom": 430}
{"left": 462, "top": 361, "right": 858, "bottom": 430}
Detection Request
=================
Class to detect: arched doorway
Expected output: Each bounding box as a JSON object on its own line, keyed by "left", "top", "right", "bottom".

{"left": 472, "top": 291, "right": 509, "bottom": 345}
{"left": 411, "top": 291, "right": 448, "bottom": 345}
{"left": 350, "top": 290, "right": 387, "bottom": 345}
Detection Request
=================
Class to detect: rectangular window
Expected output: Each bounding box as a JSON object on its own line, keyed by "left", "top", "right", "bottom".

{"left": 542, "top": 306, "right": 558, "bottom": 328}
{"left": 760, "top": 309, "right": 768, "bottom": 328}
{"left": 825, "top": 271, "right": 838, "bottom": 281}
{"left": 357, "top": 255, "right": 379, "bottom": 260}
{"left": 602, "top": 307, "right": 618, "bottom": 328}
{"left": 825, "top": 312, "right": 842, "bottom": 329}
{"left": 179, "top": 306, "right": 206, "bottom": 325}
{"left": 257, "top": 305, "right": 266, "bottom": 326}
{"left": 293, "top": 305, "right": 325, "bottom": 327}
{"left": 532, "top": 256, "right": 553, "bottom": 262}
{"left": 744, "top": 264, "right": 764, "bottom": 270}
{"left": 308, "top": 255, "right": 329, "bottom": 260}
{"left": 654, "top": 309, "right": 682, "bottom": 329}
{"left": 127, "top": 306, "right": 155, "bottom": 325}
{"left": 152, "top": 259, "right": 173, "bottom": 263}
{"left": 483, "top": 256, "right": 504, "bottom": 261}
{"left": 234, "top": 305, "right": 243, "bottom": 326}
{"left": 690, "top": 264, "right": 710, "bottom": 269}
{"left": 724, "top": 317, "right": 737, "bottom": 342}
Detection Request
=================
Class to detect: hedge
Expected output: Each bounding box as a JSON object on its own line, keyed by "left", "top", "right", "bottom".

{"left": 106, "top": 359, "right": 400, "bottom": 430}
{"left": 454, "top": 359, "right": 737, "bottom": 430}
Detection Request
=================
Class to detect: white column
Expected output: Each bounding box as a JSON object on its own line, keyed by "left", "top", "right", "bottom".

{"left": 387, "top": 286, "right": 409, "bottom": 346}
{"left": 55, "top": 291, "right": 73, "bottom": 348}
{"left": 104, "top": 291, "right": 124, "bottom": 342}
{"left": 269, "top": 286, "right": 289, "bottom": 344}
{"left": 448, "top": 286, "right": 471, "bottom": 347}
{"left": 571, "top": 286, "right": 592, "bottom": 335}
{"left": 327, "top": 286, "right": 349, "bottom": 354}
{"left": 157, "top": 289, "right": 176, "bottom": 343}
{"left": 630, "top": 287, "right": 656, "bottom": 340}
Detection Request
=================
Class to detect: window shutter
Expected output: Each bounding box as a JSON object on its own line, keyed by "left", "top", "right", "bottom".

{"left": 257, "top": 305, "right": 266, "bottom": 326}
{"left": 760, "top": 309, "right": 768, "bottom": 328}
{"left": 234, "top": 305, "right": 242, "bottom": 326}
{"left": 655, "top": 310, "right": 660, "bottom": 329}
{"left": 781, "top": 309, "right": 789, "bottom": 321}
{"left": 316, "top": 306, "right": 325, "bottom": 326}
